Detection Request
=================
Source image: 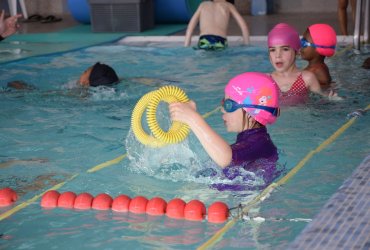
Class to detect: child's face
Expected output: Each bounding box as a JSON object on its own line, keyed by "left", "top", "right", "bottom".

{"left": 300, "top": 30, "right": 319, "bottom": 60}
{"left": 221, "top": 95, "right": 246, "bottom": 133}
{"left": 269, "top": 45, "right": 297, "bottom": 73}
{"left": 78, "top": 67, "right": 93, "bottom": 86}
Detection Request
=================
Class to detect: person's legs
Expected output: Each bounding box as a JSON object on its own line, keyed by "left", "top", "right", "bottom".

{"left": 350, "top": 0, "right": 356, "bottom": 21}
{"left": 338, "top": 0, "right": 349, "bottom": 35}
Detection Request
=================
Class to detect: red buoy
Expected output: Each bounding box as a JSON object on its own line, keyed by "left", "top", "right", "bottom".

{"left": 57, "top": 191, "right": 77, "bottom": 209}
{"left": 146, "top": 197, "right": 167, "bottom": 216}
{"left": 184, "top": 200, "right": 206, "bottom": 221}
{"left": 129, "top": 196, "right": 148, "bottom": 214}
{"left": 166, "top": 198, "right": 186, "bottom": 219}
{"left": 112, "top": 194, "right": 131, "bottom": 212}
{"left": 0, "top": 187, "right": 18, "bottom": 207}
{"left": 207, "top": 201, "right": 229, "bottom": 223}
{"left": 41, "top": 190, "right": 60, "bottom": 208}
{"left": 74, "top": 193, "right": 94, "bottom": 210}
{"left": 92, "top": 193, "right": 113, "bottom": 210}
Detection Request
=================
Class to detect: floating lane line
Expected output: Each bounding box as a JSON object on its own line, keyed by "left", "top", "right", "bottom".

{"left": 0, "top": 106, "right": 221, "bottom": 221}
{"left": 0, "top": 174, "right": 79, "bottom": 221}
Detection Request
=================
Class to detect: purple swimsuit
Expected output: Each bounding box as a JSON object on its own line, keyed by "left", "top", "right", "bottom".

{"left": 213, "top": 127, "right": 279, "bottom": 191}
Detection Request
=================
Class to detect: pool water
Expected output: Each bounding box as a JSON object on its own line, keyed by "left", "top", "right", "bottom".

{"left": 0, "top": 43, "right": 369, "bottom": 249}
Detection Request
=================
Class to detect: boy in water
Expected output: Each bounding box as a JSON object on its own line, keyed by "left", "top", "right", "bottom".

{"left": 300, "top": 24, "right": 337, "bottom": 87}
{"left": 184, "top": 0, "right": 250, "bottom": 50}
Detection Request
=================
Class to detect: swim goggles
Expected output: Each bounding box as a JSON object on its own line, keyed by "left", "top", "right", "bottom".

{"left": 300, "top": 38, "right": 336, "bottom": 49}
{"left": 221, "top": 98, "right": 280, "bottom": 116}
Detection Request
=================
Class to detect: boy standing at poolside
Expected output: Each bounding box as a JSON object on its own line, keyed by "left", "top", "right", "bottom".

{"left": 184, "top": 0, "right": 250, "bottom": 50}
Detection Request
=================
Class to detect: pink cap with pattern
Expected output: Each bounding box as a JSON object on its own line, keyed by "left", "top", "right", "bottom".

{"left": 225, "top": 72, "right": 279, "bottom": 125}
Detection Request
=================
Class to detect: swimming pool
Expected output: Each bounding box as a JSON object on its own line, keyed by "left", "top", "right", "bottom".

{"left": 0, "top": 41, "right": 369, "bottom": 249}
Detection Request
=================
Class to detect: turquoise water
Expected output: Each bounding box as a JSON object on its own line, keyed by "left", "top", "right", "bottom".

{"left": 0, "top": 44, "right": 369, "bottom": 249}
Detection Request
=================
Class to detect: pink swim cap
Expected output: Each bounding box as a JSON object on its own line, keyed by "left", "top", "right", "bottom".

{"left": 268, "top": 23, "right": 301, "bottom": 51}
{"left": 308, "top": 24, "right": 337, "bottom": 57}
{"left": 225, "top": 72, "right": 279, "bottom": 125}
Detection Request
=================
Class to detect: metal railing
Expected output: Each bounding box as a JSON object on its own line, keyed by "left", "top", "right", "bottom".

{"left": 354, "top": 0, "right": 370, "bottom": 52}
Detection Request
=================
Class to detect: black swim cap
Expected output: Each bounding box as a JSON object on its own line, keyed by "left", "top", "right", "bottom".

{"left": 89, "top": 62, "right": 119, "bottom": 87}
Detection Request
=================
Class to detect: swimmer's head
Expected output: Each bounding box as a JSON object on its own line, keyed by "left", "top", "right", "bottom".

{"left": 79, "top": 62, "right": 119, "bottom": 87}
{"left": 224, "top": 72, "right": 279, "bottom": 125}
{"left": 308, "top": 24, "right": 337, "bottom": 57}
{"left": 268, "top": 23, "right": 301, "bottom": 52}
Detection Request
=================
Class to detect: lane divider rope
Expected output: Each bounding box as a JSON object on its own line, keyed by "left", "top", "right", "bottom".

{"left": 0, "top": 105, "right": 221, "bottom": 221}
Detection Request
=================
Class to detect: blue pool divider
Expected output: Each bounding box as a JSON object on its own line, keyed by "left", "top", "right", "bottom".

{"left": 67, "top": 0, "right": 201, "bottom": 25}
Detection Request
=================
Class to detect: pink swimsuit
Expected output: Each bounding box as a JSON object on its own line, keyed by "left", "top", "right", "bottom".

{"left": 279, "top": 73, "right": 309, "bottom": 105}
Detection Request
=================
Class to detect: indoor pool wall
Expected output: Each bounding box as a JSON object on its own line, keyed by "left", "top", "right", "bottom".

{"left": 0, "top": 41, "right": 369, "bottom": 249}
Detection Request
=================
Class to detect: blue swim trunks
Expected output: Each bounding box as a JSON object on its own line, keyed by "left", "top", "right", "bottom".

{"left": 197, "top": 35, "right": 228, "bottom": 50}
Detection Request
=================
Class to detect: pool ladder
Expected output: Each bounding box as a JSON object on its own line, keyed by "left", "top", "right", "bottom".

{"left": 353, "top": 0, "right": 370, "bottom": 52}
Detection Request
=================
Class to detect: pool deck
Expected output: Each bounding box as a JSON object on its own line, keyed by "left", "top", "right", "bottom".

{"left": 288, "top": 155, "right": 370, "bottom": 250}
{"left": 1, "top": 12, "right": 369, "bottom": 249}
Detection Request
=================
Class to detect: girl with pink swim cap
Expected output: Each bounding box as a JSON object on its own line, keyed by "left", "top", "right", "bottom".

{"left": 169, "top": 72, "right": 280, "bottom": 189}
{"left": 268, "top": 23, "right": 341, "bottom": 106}
{"left": 300, "top": 24, "right": 337, "bottom": 86}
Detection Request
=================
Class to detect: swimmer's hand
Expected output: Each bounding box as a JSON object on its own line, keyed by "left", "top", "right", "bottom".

{"left": 169, "top": 100, "right": 198, "bottom": 125}
{"left": 328, "top": 90, "right": 343, "bottom": 101}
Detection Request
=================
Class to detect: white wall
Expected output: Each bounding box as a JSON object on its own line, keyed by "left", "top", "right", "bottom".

{"left": 25, "top": 0, "right": 69, "bottom": 16}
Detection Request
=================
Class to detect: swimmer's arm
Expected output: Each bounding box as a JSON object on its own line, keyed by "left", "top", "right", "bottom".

{"left": 169, "top": 101, "right": 232, "bottom": 168}
{"left": 184, "top": 6, "right": 202, "bottom": 47}
{"left": 304, "top": 71, "right": 342, "bottom": 100}
{"left": 0, "top": 158, "right": 48, "bottom": 169}
{"left": 229, "top": 5, "right": 250, "bottom": 45}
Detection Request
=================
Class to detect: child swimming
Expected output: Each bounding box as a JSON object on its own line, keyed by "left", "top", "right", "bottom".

{"left": 78, "top": 62, "right": 119, "bottom": 87}
{"left": 268, "top": 23, "right": 340, "bottom": 105}
{"left": 300, "top": 24, "right": 337, "bottom": 87}
{"left": 169, "top": 72, "right": 280, "bottom": 190}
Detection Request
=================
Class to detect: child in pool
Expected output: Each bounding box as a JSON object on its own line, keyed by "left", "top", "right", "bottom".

{"left": 5, "top": 62, "right": 119, "bottom": 90}
{"left": 169, "top": 72, "right": 279, "bottom": 190}
{"left": 300, "top": 24, "right": 337, "bottom": 87}
{"left": 6, "top": 62, "right": 172, "bottom": 90}
{"left": 78, "top": 62, "right": 119, "bottom": 87}
{"left": 267, "top": 23, "right": 340, "bottom": 105}
{"left": 184, "top": 0, "right": 250, "bottom": 50}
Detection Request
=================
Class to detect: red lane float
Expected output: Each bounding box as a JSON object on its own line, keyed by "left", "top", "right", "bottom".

{"left": 74, "top": 193, "right": 94, "bottom": 210}
{"left": 184, "top": 200, "right": 206, "bottom": 221}
{"left": 92, "top": 193, "right": 113, "bottom": 210}
{"left": 129, "top": 196, "right": 148, "bottom": 214}
{"left": 57, "top": 191, "right": 77, "bottom": 209}
{"left": 41, "top": 190, "right": 60, "bottom": 208}
{"left": 112, "top": 194, "right": 131, "bottom": 212}
{"left": 166, "top": 198, "right": 186, "bottom": 219}
{"left": 207, "top": 201, "right": 229, "bottom": 223}
{"left": 0, "top": 187, "right": 18, "bottom": 207}
{"left": 38, "top": 189, "right": 230, "bottom": 223}
{"left": 146, "top": 197, "right": 167, "bottom": 216}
